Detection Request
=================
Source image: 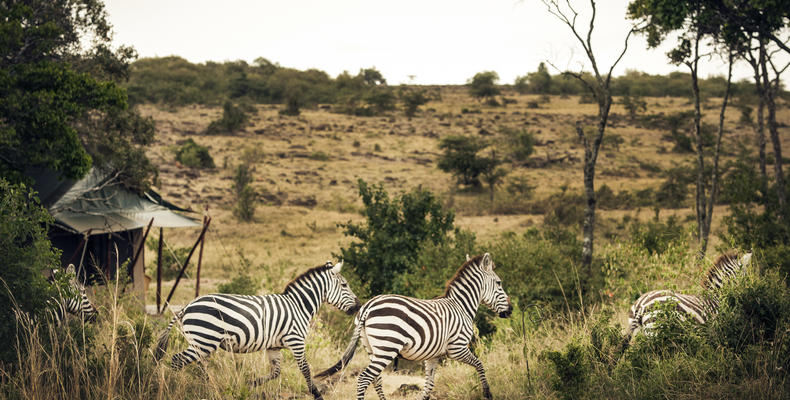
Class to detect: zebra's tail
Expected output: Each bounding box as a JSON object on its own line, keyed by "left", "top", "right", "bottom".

{"left": 154, "top": 308, "right": 185, "bottom": 362}
{"left": 314, "top": 319, "right": 362, "bottom": 378}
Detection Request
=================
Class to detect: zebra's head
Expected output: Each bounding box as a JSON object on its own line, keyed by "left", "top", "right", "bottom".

{"left": 702, "top": 251, "right": 753, "bottom": 292}
{"left": 474, "top": 253, "right": 513, "bottom": 318}
{"left": 324, "top": 261, "right": 361, "bottom": 315}
{"left": 57, "top": 264, "right": 99, "bottom": 322}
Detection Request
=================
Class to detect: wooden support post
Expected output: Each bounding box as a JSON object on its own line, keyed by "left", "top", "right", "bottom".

{"left": 129, "top": 218, "right": 154, "bottom": 305}
{"left": 195, "top": 215, "right": 207, "bottom": 298}
{"left": 65, "top": 229, "right": 92, "bottom": 267}
{"left": 160, "top": 217, "right": 211, "bottom": 314}
{"left": 157, "top": 227, "right": 163, "bottom": 314}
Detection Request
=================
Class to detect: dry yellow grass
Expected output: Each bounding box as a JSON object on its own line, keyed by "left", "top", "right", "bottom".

{"left": 139, "top": 88, "right": 788, "bottom": 307}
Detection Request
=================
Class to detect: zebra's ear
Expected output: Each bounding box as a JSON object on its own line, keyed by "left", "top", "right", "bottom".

{"left": 741, "top": 252, "right": 753, "bottom": 266}
{"left": 331, "top": 261, "right": 343, "bottom": 273}
{"left": 66, "top": 264, "right": 76, "bottom": 276}
{"left": 482, "top": 253, "right": 493, "bottom": 271}
{"left": 466, "top": 254, "right": 471, "bottom": 262}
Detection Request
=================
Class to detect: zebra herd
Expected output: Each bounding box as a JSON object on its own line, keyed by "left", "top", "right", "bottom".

{"left": 29, "top": 251, "right": 753, "bottom": 399}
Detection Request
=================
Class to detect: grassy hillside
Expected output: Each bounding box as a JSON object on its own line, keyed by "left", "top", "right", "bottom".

{"left": 4, "top": 87, "right": 789, "bottom": 399}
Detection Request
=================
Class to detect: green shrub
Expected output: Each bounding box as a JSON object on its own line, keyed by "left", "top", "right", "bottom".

{"left": 145, "top": 238, "right": 191, "bottom": 280}
{"left": 499, "top": 126, "right": 535, "bottom": 162}
{"left": 175, "top": 138, "right": 215, "bottom": 169}
{"left": 232, "top": 163, "right": 256, "bottom": 222}
{"left": 400, "top": 88, "right": 430, "bottom": 119}
{"left": 338, "top": 180, "right": 455, "bottom": 297}
{"left": 0, "top": 179, "right": 61, "bottom": 365}
{"left": 544, "top": 341, "right": 590, "bottom": 400}
{"left": 467, "top": 71, "right": 501, "bottom": 101}
{"left": 437, "top": 135, "right": 497, "bottom": 188}
{"left": 206, "top": 101, "right": 249, "bottom": 134}
{"left": 630, "top": 212, "right": 686, "bottom": 255}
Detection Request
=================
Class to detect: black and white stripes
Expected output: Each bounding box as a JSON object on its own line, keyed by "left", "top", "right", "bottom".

{"left": 315, "top": 253, "right": 512, "bottom": 400}
{"left": 46, "top": 264, "right": 99, "bottom": 326}
{"left": 622, "top": 252, "right": 752, "bottom": 349}
{"left": 154, "top": 261, "right": 360, "bottom": 400}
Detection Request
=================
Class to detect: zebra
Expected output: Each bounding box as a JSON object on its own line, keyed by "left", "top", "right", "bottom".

{"left": 154, "top": 260, "right": 360, "bottom": 400}
{"left": 620, "top": 251, "right": 752, "bottom": 352}
{"left": 13, "top": 264, "right": 99, "bottom": 327}
{"left": 315, "top": 253, "right": 513, "bottom": 400}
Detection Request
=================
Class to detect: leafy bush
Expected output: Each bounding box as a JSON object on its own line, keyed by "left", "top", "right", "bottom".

{"left": 400, "top": 88, "right": 430, "bottom": 119}
{"left": 0, "top": 179, "right": 61, "bottom": 365}
{"left": 467, "top": 71, "right": 501, "bottom": 101}
{"left": 544, "top": 341, "right": 590, "bottom": 400}
{"left": 619, "top": 94, "right": 647, "bottom": 121}
{"left": 232, "top": 163, "right": 256, "bottom": 222}
{"left": 338, "top": 180, "right": 455, "bottom": 297}
{"left": 206, "top": 101, "right": 249, "bottom": 134}
{"left": 437, "top": 135, "right": 497, "bottom": 188}
{"left": 630, "top": 213, "right": 686, "bottom": 256}
{"left": 175, "top": 138, "right": 214, "bottom": 169}
{"left": 499, "top": 126, "right": 535, "bottom": 162}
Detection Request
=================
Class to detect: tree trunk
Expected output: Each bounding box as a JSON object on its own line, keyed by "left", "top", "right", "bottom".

{"left": 750, "top": 44, "right": 768, "bottom": 182}
{"left": 701, "top": 54, "right": 733, "bottom": 256}
{"left": 760, "top": 38, "right": 786, "bottom": 213}
{"left": 577, "top": 94, "right": 611, "bottom": 275}
{"left": 689, "top": 35, "right": 706, "bottom": 255}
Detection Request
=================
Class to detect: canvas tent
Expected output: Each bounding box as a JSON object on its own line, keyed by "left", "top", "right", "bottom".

{"left": 31, "top": 168, "right": 200, "bottom": 303}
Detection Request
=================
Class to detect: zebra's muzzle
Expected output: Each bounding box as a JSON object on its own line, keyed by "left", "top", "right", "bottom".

{"left": 84, "top": 311, "right": 98, "bottom": 322}
{"left": 499, "top": 305, "right": 513, "bottom": 318}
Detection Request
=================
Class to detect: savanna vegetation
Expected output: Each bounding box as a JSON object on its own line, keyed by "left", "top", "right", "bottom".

{"left": 2, "top": 0, "right": 790, "bottom": 399}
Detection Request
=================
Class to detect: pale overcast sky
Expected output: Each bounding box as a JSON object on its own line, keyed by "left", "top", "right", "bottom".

{"left": 104, "top": 0, "right": 774, "bottom": 85}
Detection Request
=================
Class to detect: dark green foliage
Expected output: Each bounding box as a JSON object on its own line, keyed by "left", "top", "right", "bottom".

{"left": 499, "top": 127, "right": 535, "bottom": 162}
{"left": 544, "top": 341, "right": 590, "bottom": 400}
{"left": 175, "top": 139, "right": 214, "bottom": 169}
{"left": 437, "top": 135, "right": 497, "bottom": 188}
{"left": 709, "top": 270, "right": 790, "bottom": 352}
{"left": 630, "top": 212, "right": 686, "bottom": 255}
{"left": 656, "top": 166, "right": 693, "bottom": 208}
{"left": 206, "top": 101, "right": 249, "bottom": 134}
{"left": 400, "top": 88, "right": 430, "bottom": 119}
{"left": 620, "top": 94, "right": 647, "bottom": 121}
{"left": 515, "top": 62, "right": 552, "bottom": 94}
{"left": 145, "top": 238, "right": 190, "bottom": 280}
{"left": 338, "top": 180, "right": 455, "bottom": 296}
{"left": 0, "top": 0, "right": 156, "bottom": 190}
{"left": 0, "top": 179, "right": 61, "bottom": 365}
{"left": 232, "top": 163, "right": 256, "bottom": 222}
{"left": 467, "top": 71, "right": 501, "bottom": 101}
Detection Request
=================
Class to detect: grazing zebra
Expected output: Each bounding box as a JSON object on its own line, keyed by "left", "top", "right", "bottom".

{"left": 315, "top": 253, "right": 513, "bottom": 400}
{"left": 621, "top": 251, "right": 752, "bottom": 351}
{"left": 154, "top": 261, "right": 360, "bottom": 400}
{"left": 47, "top": 264, "right": 99, "bottom": 325}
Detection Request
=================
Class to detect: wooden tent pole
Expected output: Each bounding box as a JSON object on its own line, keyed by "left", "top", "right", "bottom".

{"left": 157, "top": 227, "right": 163, "bottom": 314}
{"left": 65, "top": 228, "right": 92, "bottom": 266}
{"left": 127, "top": 218, "right": 154, "bottom": 278}
{"left": 195, "top": 215, "right": 207, "bottom": 298}
{"left": 160, "top": 217, "right": 211, "bottom": 314}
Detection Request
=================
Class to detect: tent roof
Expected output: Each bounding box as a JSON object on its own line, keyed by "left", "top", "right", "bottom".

{"left": 33, "top": 168, "right": 200, "bottom": 234}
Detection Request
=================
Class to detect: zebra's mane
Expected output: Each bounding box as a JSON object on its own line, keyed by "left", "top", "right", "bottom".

{"left": 701, "top": 251, "right": 740, "bottom": 291}
{"left": 442, "top": 254, "right": 484, "bottom": 297}
{"left": 282, "top": 264, "right": 333, "bottom": 294}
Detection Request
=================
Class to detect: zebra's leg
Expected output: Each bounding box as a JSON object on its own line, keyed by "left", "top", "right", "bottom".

{"left": 356, "top": 352, "right": 396, "bottom": 400}
{"left": 448, "top": 345, "right": 492, "bottom": 400}
{"left": 372, "top": 375, "right": 387, "bottom": 400}
{"left": 252, "top": 349, "right": 282, "bottom": 386}
{"left": 285, "top": 339, "right": 322, "bottom": 400}
{"left": 171, "top": 344, "right": 215, "bottom": 370}
{"left": 420, "top": 358, "right": 439, "bottom": 400}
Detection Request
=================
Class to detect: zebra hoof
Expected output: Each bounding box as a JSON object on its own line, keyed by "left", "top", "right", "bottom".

{"left": 310, "top": 386, "right": 323, "bottom": 400}
{"left": 483, "top": 387, "right": 492, "bottom": 400}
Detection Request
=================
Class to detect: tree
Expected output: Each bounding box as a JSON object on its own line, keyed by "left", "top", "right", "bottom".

{"left": 437, "top": 135, "right": 498, "bottom": 188}
{"left": 400, "top": 88, "right": 430, "bottom": 119}
{"left": 206, "top": 101, "right": 250, "bottom": 133}
{"left": 0, "top": 0, "right": 155, "bottom": 190}
{"left": 527, "top": 62, "right": 553, "bottom": 94}
{"left": 338, "top": 180, "right": 455, "bottom": 296}
{"left": 467, "top": 71, "right": 501, "bottom": 101}
{"left": 542, "top": 0, "right": 636, "bottom": 274}
{"left": 0, "top": 179, "right": 62, "bottom": 365}
{"left": 628, "top": 0, "right": 737, "bottom": 256}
